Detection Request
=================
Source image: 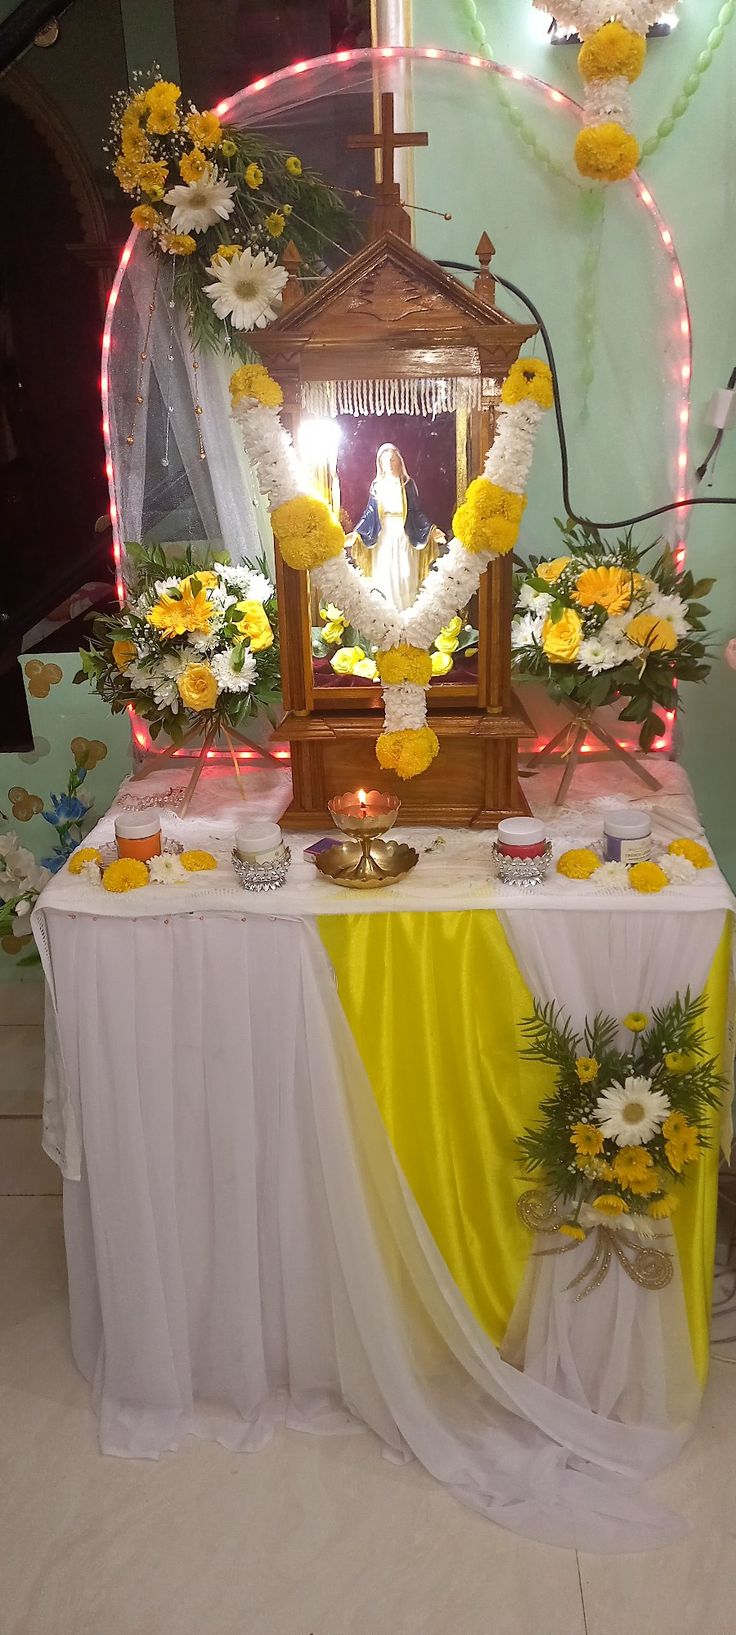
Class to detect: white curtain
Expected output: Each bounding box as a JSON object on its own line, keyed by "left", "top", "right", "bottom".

{"left": 38, "top": 906, "right": 692, "bottom": 1552}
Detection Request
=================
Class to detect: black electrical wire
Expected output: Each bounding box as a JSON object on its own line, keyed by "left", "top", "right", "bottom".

{"left": 436, "top": 259, "right": 736, "bottom": 532}
{"left": 694, "top": 364, "right": 736, "bottom": 485}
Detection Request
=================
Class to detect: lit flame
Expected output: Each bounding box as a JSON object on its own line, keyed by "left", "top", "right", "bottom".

{"left": 357, "top": 788, "right": 367, "bottom": 804}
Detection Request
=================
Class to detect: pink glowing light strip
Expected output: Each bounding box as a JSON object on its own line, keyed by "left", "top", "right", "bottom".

{"left": 104, "top": 47, "right": 691, "bottom": 756}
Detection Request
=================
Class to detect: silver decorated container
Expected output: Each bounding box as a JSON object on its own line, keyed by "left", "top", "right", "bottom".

{"left": 490, "top": 840, "right": 552, "bottom": 889}
{"left": 231, "top": 844, "right": 291, "bottom": 893}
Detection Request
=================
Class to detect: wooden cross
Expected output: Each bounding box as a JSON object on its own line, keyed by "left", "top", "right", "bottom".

{"left": 347, "top": 91, "right": 428, "bottom": 243}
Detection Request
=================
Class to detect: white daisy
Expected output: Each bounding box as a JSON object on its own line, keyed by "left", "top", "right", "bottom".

{"left": 593, "top": 1076, "right": 671, "bottom": 1147}
{"left": 211, "top": 648, "right": 257, "bottom": 693}
{"left": 578, "top": 637, "right": 621, "bottom": 676}
{"left": 203, "top": 247, "right": 287, "bottom": 331}
{"left": 164, "top": 169, "right": 235, "bottom": 234}
{"left": 511, "top": 613, "right": 539, "bottom": 650}
{"left": 517, "top": 583, "right": 552, "bottom": 616}
{"left": 642, "top": 592, "right": 690, "bottom": 639}
{"left": 148, "top": 854, "right": 190, "bottom": 886}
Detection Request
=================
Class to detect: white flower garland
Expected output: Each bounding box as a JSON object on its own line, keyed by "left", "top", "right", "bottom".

{"left": 230, "top": 359, "right": 553, "bottom": 777}
{"left": 532, "top": 0, "right": 674, "bottom": 35}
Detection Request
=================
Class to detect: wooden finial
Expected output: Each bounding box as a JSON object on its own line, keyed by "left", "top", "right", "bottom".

{"left": 474, "top": 232, "right": 496, "bottom": 304}
{"left": 347, "top": 91, "right": 428, "bottom": 244}
{"left": 280, "top": 239, "right": 304, "bottom": 310}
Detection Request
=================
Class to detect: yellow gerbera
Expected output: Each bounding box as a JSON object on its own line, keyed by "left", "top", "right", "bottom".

{"left": 626, "top": 612, "right": 678, "bottom": 654}
{"left": 575, "top": 1056, "right": 599, "bottom": 1083}
{"left": 571, "top": 1122, "right": 604, "bottom": 1156}
{"left": 147, "top": 585, "right": 213, "bottom": 639}
{"left": 665, "top": 1126, "right": 699, "bottom": 1173}
{"left": 572, "top": 565, "right": 637, "bottom": 616}
{"left": 663, "top": 1110, "right": 689, "bottom": 1142}
{"left": 213, "top": 244, "right": 239, "bottom": 262}
{"left": 163, "top": 233, "right": 196, "bottom": 257}
{"left": 613, "top": 1147, "right": 654, "bottom": 1189}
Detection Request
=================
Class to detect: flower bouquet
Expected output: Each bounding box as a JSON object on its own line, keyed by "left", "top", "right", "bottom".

{"left": 512, "top": 521, "right": 713, "bottom": 797}
{"left": 517, "top": 994, "right": 724, "bottom": 1294}
{"left": 75, "top": 544, "right": 281, "bottom": 809}
{"left": 109, "top": 74, "right": 357, "bottom": 354}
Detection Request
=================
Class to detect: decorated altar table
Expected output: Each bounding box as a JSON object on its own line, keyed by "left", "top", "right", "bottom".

{"left": 32, "top": 761, "right": 735, "bottom": 1552}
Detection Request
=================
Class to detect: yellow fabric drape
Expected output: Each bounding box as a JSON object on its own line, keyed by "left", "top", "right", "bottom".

{"left": 317, "top": 909, "right": 733, "bottom": 1380}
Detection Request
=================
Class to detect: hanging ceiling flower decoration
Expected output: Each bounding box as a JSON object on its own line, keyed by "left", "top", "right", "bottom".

{"left": 532, "top": 0, "right": 682, "bottom": 182}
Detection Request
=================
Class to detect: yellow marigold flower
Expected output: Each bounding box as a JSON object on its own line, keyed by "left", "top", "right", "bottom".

{"left": 431, "top": 651, "right": 454, "bottom": 677}
{"left": 148, "top": 585, "right": 213, "bottom": 639}
{"left": 559, "top": 1223, "right": 586, "bottom": 1242}
{"left": 177, "top": 663, "right": 219, "bottom": 712}
{"left": 180, "top": 849, "right": 217, "bottom": 872}
{"left": 179, "top": 148, "right": 208, "bottom": 184}
{"left": 213, "top": 244, "right": 239, "bottom": 262}
{"left": 557, "top": 848, "right": 601, "bottom": 880}
{"left": 233, "top": 600, "right": 273, "bottom": 652}
{"left": 130, "top": 204, "right": 160, "bottom": 231}
{"left": 102, "top": 858, "right": 149, "bottom": 893}
{"left": 138, "top": 160, "right": 169, "bottom": 196}
{"left": 375, "top": 645, "right": 432, "bottom": 687}
{"left": 452, "top": 478, "right": 526, "bottom": 557}
{"left": 186, "top": 109, "right": 222, "bottom": 149}
{"left": 613, "top": 1146, "right": 653, "bottom": 1186}
{"left": 376, "top": 726, "right": 440, "bottom": 781}
{"left": 593, "top": 1193, "right": 629, "bottom": 1216}
{"left": 501, "top": 357, "right": 554, "bottom": 411}
{"left": 286, "top": 155, "right": 303, "bottom": 176}
{"left": 229, "top": 362, "right": 283, "bottom": 409}
{"left": 573, "top": 564, "right": 637, "bottom": 616}
{"left": 623, "top": 1012, "right": 648, "bottom": 1032}
{"left": 265, "top": 211, "right": 286, "bottom": 238}
{"left": 667, "top": 838, "right": 713, "bottom": 870}
{"left": 575, "top": 1056, "right": 599, "bottom": 1083}
{"left": 541, "top": 607, "right": 583, "bottom": 665}
{"left": 536, "top": 556, "right": 570, "bottom": 583}
{"left": 272, "top": 495, "right": 345, "bottom": 571}
{"left": 628, "top": 861, "right": 668, "bottom": 895}
{"left": 578, "top": 22, "right": 647, "bottom": 84}
{"left": 244, "top": 161, "right": 264, "bottom": 190}
{"left": 664, "top": 1051, "right": 694, "bottom": 1075}
{"left": 626, "top": 611, "right": 678, "bottom": 653}
{"left": 571, "top": 1122, "right": 604, "bottom": 1156}
{"left": 649, "top": 1194, "right": 680, "bottom": 1220}
{"left": 575, "top": 123, "right": 640, "bottom": 183}
{"left": 163, "top": 233, "right": 196, "bottom": 257}
{"left": 68, "top": 846, "right": 102, "bottom": 875}
{"left": 221, "top": 139, "right": 237, "bottom": 158}
{"left": 111, "top": 638, "right": 137, "bottom": 671}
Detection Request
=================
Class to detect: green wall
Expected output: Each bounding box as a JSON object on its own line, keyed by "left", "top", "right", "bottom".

{"left": 408, "top": 2, "right": 736, "bottom": 882}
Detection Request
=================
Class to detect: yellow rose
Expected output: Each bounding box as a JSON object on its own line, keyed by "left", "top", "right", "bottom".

{"left": 431, "top": 651, "right": 454, "bottom": 677}
{"left": 541, "top": 607, "right": 583, "bottom": 664}
{"left": 435, "top": 632, "right": 459, "bottom": 655}
{"left": 181, "top": 570, "right": 219, "bottom": 592}
{"left": 179, "top": 148, "right": 208, "bottom": 184}
{"left": 352, "top": 657, "right": 379, "bottom": 681}
{"left": 321, "top": 620, "right": 346, "bottom": 646}
{"left": 111, "top": 638, "right": 137, "bottom": 671}
{"left": 331, "top": 646, "right": 365, "bottom": 675}
{"left": 536, "top": 557, "right": 570, "bottom": 584}
{"left": 573, "top": 565, "right": 637, "bottom": 615}
{"left": 177, "top": 663, "right": 219, "bottom": 712}
{"left": 626, "top": 612, "right": 678, "bottom": 653}
{"left": 233, "top": 600, "right": 273, "bottom": 652}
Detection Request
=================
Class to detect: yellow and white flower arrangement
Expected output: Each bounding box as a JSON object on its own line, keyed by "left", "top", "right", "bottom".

{"left": 519, "top": 991, "right": 723, "bottom": 1242}
{"left": 67, "top": 844, "right": 219, "bottom": 892}
{"left": 556, "top": 836, "right": 714, "bottom": 895}
{"left": 109, "top": 73, "right": 356, "bottom": 353}
{"left": 513, "top": 522, "right": 712, "bottom": 753}
{"left": 76, "top": 542, "right": 280, "bottom": 747}
{"left": 531, "top": 2, "right": 681, "bottom": 182}
{"left": 231, "top": 357, "right": 553, "bottom": 778}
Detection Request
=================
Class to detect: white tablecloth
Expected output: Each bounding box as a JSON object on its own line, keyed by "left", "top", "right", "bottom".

{"left": 31, "top": 760, "right": 735, "bottom": 1552}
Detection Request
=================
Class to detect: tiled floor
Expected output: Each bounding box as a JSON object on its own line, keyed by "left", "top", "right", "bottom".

{"left": 1, "top": 1194, "right": 736, "bottom": 1635}
{"left": 2, "top": 994, "right": 736, "bottom": 1633}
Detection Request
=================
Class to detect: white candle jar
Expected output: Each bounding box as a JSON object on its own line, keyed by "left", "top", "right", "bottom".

{"left": 603, "top": 810, "right": 653, "bottom": 865}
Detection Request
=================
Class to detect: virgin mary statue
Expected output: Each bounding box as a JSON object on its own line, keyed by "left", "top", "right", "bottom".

{"left": 348, "top": 444, "right": 445, "bottom": 612}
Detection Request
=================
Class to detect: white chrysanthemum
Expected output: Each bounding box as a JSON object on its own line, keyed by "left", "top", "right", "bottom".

{"left": 78, "top": 860, "right": 102, "bottom": 887}
{"left": 660, "top": 852, "right": 697, "bottom": 886}
{"left": 164, "top": 170, "right": 235, "bottom": 234}
{"left": 594, "top": 861, "right": 630, "bottom": 894}
{"left": 583, "top": 77, "right": 631, "bottom": 130}
{"left": 578, "top": 636, "right": 622, "bottom": 676}
{"left": 511, "top": 612, "right": 541, "bottom": 650}
{"left": 211, "top": 648, "right": 257, "bottom": 694}
{"left": 383, "top": 682, "right": 427, "bottom": 733}
{"left": 532, "top": 0, "right": 672, "bottom": 37}
{"left": 148, "top": 854, "right": 190, "bottom": 886}
{"left": 594, "top": 1076, "right": 671, "bottom": 1148}
{"left": 243, "top": 570, "right": 274, "bottom": 604}
{"left": 204, "top": 247, "right": 287, "bottom": 331}
{"left": 517, "top": 583, "right": 552, "bottom": 616}
{"left": 642, "top": 592, "right": 690, "bottom": 639}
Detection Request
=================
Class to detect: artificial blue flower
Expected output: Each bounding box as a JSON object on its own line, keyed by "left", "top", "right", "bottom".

{"left": 42, "top": 792, "right": 88, "bottom": 827}
{"left": 41, "top": 854, "right": 67, "bottom": 874}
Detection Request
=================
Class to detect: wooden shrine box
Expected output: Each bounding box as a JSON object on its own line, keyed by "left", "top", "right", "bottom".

{"left": 256, "top": 109, "right": 538, "bottom": 828}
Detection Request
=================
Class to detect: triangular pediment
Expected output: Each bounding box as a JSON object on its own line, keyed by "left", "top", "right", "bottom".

{"left": 264, "top": 232, "right": 524, "bottom": 343}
